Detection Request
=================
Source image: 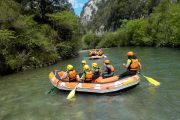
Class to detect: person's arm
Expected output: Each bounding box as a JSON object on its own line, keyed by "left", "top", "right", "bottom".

{"left": 76, "top": 74, "right": 80, "bottom": 81}
{"left": 123, "top": 59, "right": 131, "bottom": 68}
{"left": 95, "top": 68, "right": 99, "bottom": 72}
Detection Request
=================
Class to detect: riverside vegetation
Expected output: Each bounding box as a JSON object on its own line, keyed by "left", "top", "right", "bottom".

{"left": 0, "top": 0, "right": 81, "bottom": 75}
{"left": 82, "top": 0, "right": 180, "bottom": 49}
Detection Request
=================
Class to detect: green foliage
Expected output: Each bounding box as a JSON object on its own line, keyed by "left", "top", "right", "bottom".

{"left": 97, "top": 32, "right": 120, "bottom": 48}
{"left": 0, "top": 29, "right": 16, "bottom": 55}
{"left": 56, "top": 42, "right": 78, "bottom": 59}
{"left": 6, "top": 52, "right": 28, "bottom": 70}
{"left": 83, "top": 0, "right": 180, "bottom": 48}
{"left": 48, "top": 11, "right": 78, "bottom": 30}
{"left": 39, "top": 24, "right": 58, "bottom": 44}
{"left": 13, "top": 0, "right": 74, "bottom": 22}
{"left": 81, "top": 32, "right": 101, "bottom": 49}
{"left": 0, "top": 0, "right": 80, "bottom": 75}
{"left": 0, "top": 0, "right": 21, "bottom": 29}
{"left": 48, "top": 10, "right": 79, "bottom": 41}
{"left": 119, "top": 19, "right": 152, "bottom": 46}
{"left": 0, "top": 29, "right": 27, "bottom": 71}
{"left": 149, "top": 0, "right": 180, "bottom": 47}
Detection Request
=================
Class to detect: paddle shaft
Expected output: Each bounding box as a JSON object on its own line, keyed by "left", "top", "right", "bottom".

{"left": 47, "top": 86, "right": 56, "bottom": 94}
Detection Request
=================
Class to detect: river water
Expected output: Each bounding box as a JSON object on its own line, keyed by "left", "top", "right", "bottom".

{"left": 0, "top": 47, "right": 180, "bottom": 120}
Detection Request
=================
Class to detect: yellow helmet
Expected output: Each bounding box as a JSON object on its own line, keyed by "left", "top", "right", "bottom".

{"left": 66, "top": 64, "right": 73, "bottom": 71}
{"left": 104, "top": 60, "right": 110, "bottom": 64}
{"left": 92, "top": 63, "right": 97, "bottom": 68}
{"left": 81, "top": 60, "right": 86, "bottom": 65}
{"left": 83, "top": 65, "right": 90, "bottom": 71}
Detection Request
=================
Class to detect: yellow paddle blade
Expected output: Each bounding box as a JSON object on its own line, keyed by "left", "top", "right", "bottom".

{"left": 144, "top": 75, "right": 160, "bottom": 86}
{"left": 66, "top": 89, "right": 76, "bottom": 100}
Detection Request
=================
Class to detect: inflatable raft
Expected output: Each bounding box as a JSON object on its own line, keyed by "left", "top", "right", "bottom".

{"left": 88, "top": 54, "right": 107, "bottom": 59}
{"left": 49, "top": 70, "right": 140, "bottom": 93}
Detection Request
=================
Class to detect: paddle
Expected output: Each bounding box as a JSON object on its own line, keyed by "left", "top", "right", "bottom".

{"left": 139, "top": 73, "right": 160, "bottom": 86}
{"left": 66, "top": 82, "right": 80, "bottom": 100}
{"left": 47, "top": 86, "right": 56, "bottom": 94}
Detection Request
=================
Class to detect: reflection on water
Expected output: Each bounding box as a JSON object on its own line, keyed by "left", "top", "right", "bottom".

{"left": 0, "top": 47, "right": 180, "bottom": 120}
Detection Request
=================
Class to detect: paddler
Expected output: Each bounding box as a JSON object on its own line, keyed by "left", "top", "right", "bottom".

{"left": 91, "top": 63, "right": 100, "bottom": 79}
{"left": 102, "top": 60, "right": 115, "bottom": 78}
{"left": 61, "top": 64, "right": 80, "bottom": 82}
{"left": 119, "top": 51, "right": 142, "bottom": 78}
{"left": 80, "top": 65, "right": 93, "bottom": 83}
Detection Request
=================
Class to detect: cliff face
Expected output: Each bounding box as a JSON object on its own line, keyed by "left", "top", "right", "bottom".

{"left": 80, "top": 0, "right": 162, "bottom": 32}
{"left": 80, "top": 0, "right": 107, "bottom": 26}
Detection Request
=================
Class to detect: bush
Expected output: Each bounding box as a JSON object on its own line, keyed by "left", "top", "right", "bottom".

{"left": 56, "top": 42, "right": 78, "bottom": 59}
{"left": 0, "top": 1, "right": 80, "bottom": 75}
{"left": 149, "top": 0, "right": 180, "bottom": 47}
{"left": 97, "top": 32, "right": 119, "bottom": 48}
{"left": 82, "top": 32, "right": 101, "bottom": 49}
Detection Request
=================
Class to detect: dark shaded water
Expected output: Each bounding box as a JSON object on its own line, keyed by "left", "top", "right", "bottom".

{"left": 0, "top": 47, "right": 180, "bottom": 120}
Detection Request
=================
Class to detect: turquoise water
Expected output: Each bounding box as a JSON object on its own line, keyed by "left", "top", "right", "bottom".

{"left": 0, "top": 47, "right": 180, "bottom": 120}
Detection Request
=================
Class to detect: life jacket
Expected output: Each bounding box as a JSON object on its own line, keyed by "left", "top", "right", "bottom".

{"left": 129, "top": 59, "right": 139, "bottom": 71}
{"left": 68, "top": 70, "right": 77, "bottom": 81}
{"left": 106, "top": 65, "right": 115, "bottom": 73}
{"left": 91, "top": 51, "right": 96, "bottom": 56}
{"left": 57, "top": 71, "right": 69, "bottom": 81}
{"left": 85, "top": 71, "right": 93, "bottom": 81}
{"left": 89, "top": 51, "right": 92, "bottom": 56}
{"left": 98, "top": 51, "right": 103, "bottom": 56}
{"left": 93, "top": 67, "right": 100, "bottom": 76}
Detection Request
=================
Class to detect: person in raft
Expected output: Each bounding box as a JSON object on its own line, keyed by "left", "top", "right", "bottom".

{"left": 97, "top": 49, "right": 103, "bottom": 56}
{"left": 80, "top": 65, "right": 93, "bottom": 83}
{"left": 61, "top": 64, "right": 80, "bottom": 82}
{"left": 79, "top": 60, "right": 87, "bottom": 77}
{"left": 102, "top": 60, "right": 115, "bottom": 78}
{"left": 119, "top": 51, "right": 142, "bottom": 79}
{"left": 91, "top": 63, "right": 100, "bottom": 79}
